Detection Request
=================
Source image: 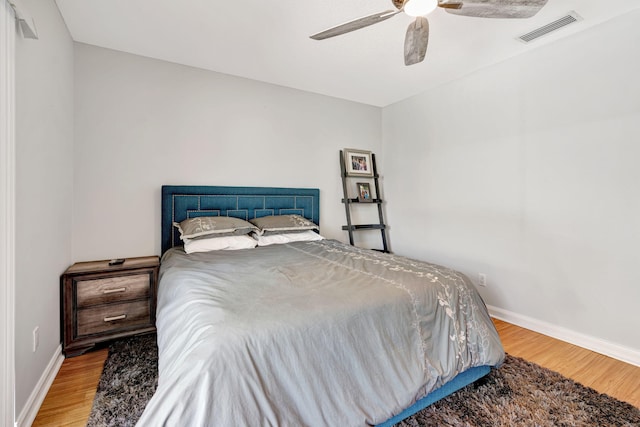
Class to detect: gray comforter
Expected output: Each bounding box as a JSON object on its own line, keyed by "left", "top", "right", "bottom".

{"left": 137, "top": 240, "right": 504, "bottom": 426}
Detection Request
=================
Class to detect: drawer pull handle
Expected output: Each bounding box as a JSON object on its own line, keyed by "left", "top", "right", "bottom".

{"left": 103, "top": 287, "right": 126, "bottom": 294}
{"left": 104, "top": 314, "right": 126, "bottom": 322}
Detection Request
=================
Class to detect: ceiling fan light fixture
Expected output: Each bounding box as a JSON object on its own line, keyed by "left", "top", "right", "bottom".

{"left": 404, "top": 0, "right": 438, "bottom": 17}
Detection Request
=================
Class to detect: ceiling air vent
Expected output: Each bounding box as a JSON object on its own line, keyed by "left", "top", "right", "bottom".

{"left": 517, "top": 11, "right": 582, "bottom": 43}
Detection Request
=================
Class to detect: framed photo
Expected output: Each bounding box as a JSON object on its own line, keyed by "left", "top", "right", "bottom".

{"left": 344, "top": 148, "right": 374, "bottom": 177}
{"left": 356, "top": 182, "right": 372, "bottom": 202}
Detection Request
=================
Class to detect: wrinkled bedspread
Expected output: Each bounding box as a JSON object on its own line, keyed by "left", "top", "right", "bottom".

{"left": 137, "top": 240, "right": 504, "bottom": 426}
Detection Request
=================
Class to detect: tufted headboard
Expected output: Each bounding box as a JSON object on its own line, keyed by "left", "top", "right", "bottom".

{"left": 161, "top": 185, "right": 320, "bottom": 255}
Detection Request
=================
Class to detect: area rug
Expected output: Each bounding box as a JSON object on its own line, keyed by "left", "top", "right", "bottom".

{"left": 86, "top": 334, "right": 157, "bottom": 427}
{"left": 87, "top": 334, "right": 640, "bottom": 426}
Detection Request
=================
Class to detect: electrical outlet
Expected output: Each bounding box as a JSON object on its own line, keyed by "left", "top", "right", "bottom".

{"left": 32, "top": 326, "right": 39, "bottom": 352}
{"left": 478, "top": 273, "right": 487, "bottom": 287}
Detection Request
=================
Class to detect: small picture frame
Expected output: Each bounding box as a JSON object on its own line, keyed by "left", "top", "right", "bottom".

{"left": 356, "top": 182, "right": 372, "bottom": 202}
{"left": 344, "top": 148, "right": 374, "bottom": 177}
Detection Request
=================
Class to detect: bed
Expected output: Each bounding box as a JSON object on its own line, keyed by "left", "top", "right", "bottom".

{"left": 137, "top": 185, "right": 504, "bottom": 426}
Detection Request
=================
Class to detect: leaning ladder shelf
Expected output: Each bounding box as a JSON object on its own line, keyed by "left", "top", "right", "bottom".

{"left": 339, "top": 150, "right": 389, "bottom": 253}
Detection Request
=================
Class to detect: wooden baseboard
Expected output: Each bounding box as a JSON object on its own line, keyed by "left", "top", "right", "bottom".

{"left": 16, "top": 345, "right": 64, "bottom": 427}
{"left": 488, "top": 305, "right": 640, "bottom": 368}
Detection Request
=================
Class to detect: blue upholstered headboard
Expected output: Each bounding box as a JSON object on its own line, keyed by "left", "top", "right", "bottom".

{"left": 161, "top": 185, "right": 320, "bottom": 254}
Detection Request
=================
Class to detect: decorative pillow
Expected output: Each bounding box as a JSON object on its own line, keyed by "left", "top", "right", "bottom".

{"left": 183, "top": 234, "right": 258, "bottom": 254}
{"left": 249, "top": 214, "right": 319, "bottom": 236}
{"left": 173, "top": 216, "right": 258, "bottom": 240}
{"left": 252, "top": 230, "right": 323, "bottom": 247}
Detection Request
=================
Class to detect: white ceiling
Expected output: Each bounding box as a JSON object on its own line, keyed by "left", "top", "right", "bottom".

{"left": 54, "top": 0, "right": 638, "bottom": 107}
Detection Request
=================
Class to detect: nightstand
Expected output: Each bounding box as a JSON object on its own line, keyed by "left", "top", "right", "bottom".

{"left": 61, "top": 256, "right": 159, "bottom": 357}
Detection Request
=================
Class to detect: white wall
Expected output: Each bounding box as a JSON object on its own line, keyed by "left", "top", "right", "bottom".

{"left": 382, "top": 10, "right": 640, "bottom": 355}
{"left": 14, "top": 0, "right": 74, "bottom": 418}
{"left": 73, "top": 44, "right": 382, "bottom": 261}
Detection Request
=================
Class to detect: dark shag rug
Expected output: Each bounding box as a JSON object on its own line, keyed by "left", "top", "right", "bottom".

{"left": 87, "top": 334, "right": 640, "bottom": 426}
{"left": 86, "top": 334, "right": 158, "bottom": 427}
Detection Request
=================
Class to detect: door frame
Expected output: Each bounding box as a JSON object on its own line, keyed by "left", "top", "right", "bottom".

{"left": 0, "top": 1, "right": 16, "bottom": 425}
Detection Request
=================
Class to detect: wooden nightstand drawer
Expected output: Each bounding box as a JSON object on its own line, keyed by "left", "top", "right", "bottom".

{"left": 77, "top": 273, "right": 150, "bottom": 307}
{"left": 61, "top": 256, "right": 159, "bottom": 357}
{"left": 77, "top": 300, "right": 151, "bottom": 336}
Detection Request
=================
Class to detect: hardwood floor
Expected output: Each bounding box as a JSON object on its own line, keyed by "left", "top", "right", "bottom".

{"left": 32, "top": 320, "right": 640, "bottom": 426}
{"left": 492, "top": 319, "right": 640, "bottom": 409}
{"left": 31, "top": 348, "right": 107, "bottom": 427}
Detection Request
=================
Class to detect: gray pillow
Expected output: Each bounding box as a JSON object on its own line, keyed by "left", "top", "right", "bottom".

{"left": 250, "top": 214, "right": 319, "bottom": 236}
{"left": 173, "top": 216, "right": 258, "bottom": 240}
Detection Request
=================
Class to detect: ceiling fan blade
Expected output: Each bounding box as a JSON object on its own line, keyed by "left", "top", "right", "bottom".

{"left": 404, "top": 17, "right": 429, "bottom": 66}
{"left": 438, "top": 1, "right": 463, "bottom": 9}
{"left": 445, "top": 0, "right": 548, "bottom": 19}
{"left": 310, "top": 10, "right": 401, "bottom": 40}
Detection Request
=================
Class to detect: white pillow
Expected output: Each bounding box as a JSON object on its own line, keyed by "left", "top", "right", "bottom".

{"left": 253, "top": 230, "right": 323, "bottom": 247}
{"left": 183, "top": 234, "right": 258, "bottom": 254}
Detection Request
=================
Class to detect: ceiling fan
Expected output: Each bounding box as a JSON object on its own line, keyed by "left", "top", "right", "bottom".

{"left": 310, "top": 0, "right": 549, "bottom": 66}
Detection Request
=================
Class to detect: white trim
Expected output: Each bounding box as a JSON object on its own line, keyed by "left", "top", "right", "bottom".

{"left": 488, "top": 305, "right": 640, "bottom": 368}
{"left": 0, "top": 1, "right": 16, "bottom": 426}
{"left": 15, "top": 346, "right": 63, "bottom": 427}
